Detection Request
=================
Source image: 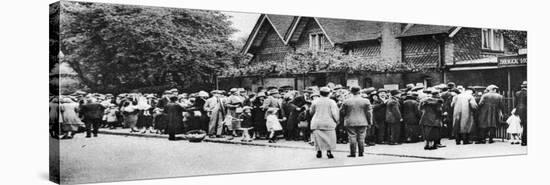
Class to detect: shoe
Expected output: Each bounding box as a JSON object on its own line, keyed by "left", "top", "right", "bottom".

{"left": 436, "top": 144, "right": 446, "bottom": 148}
{"left": 424, "top": 145, "right": 430, "bottom": 150}
{"left": 347, "top": 154, "right": 356, "bottom": 158}
{"left": 93, "top": 134, "right": 98, "bottom": 137}
{"left": 358, "top": 153, "right": 364, "bottom": 157}
{"left": 521, "top": 143, "right": 527, "bottom": 146}
{"left": 428, "top": 146, "right": 438, "bottom": 150}
{"left": 475, "top": 141, "right": 486, "bottom": 144}
{"left": 85, "top": 135, "right": 91, "bottom": 138}
{"left": 463, "top": 141, "right": 472, "bottom": 145}
{"left": 488, "top": 139, "right": 495, "bottom": 144}
{"left": 316, "top": 151, "right": 322, "bottom": 158}
{"left": 216, "top": 135, "right": 225, "bottom": 138}
{"left": 327, "top": 151, "right": 334, "bottom": 159}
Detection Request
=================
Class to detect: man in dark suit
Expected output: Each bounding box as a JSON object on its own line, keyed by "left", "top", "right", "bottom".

{"left": 340, "top": 86, "right": 373, "bottom": 157}
{"left": 165, "top": 96, "right": 185, "bottom": 141}
{"left": 385, "top": 90, "right": 403, "bottom": 145}
{"left": 477, "top": 85, "right": 505, "bottom": 144}
{"left": 80, "top": 98, "right": 106, "bottom": 138}
{"left": 515, "top": 81, "right": 527, "bottom": 146}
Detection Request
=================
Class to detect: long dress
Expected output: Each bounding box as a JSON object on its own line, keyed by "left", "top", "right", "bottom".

{"left": 419, "top": 97, "right": 444, "bottom": 141}
{"left": 252, "top": 98, "right": 267, "bottom": 135}
{"left": 60, "top": 102, "right": 84, "bottom": 132}
{"left": 310, "top": 97, "right": 339, "bottom": 151}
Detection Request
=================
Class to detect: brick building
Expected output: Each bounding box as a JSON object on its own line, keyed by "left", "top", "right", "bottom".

{"left": 219, "top": 14, "right": 526, "bottom": 93}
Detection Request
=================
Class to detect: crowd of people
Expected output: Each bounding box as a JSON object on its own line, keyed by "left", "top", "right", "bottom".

{"left": 49, "top": 81, "right": 527, "bottom": 158}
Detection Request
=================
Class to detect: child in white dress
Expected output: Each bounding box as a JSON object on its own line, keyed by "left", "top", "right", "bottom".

{"left": 266, "top": 108, "right": 283, "bottom": 143}
{"left": 506, "top": 109, "right": 523, "bottom": 145}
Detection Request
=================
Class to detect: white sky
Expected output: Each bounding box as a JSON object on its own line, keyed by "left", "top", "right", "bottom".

{"left": 222, "top": 11, "right": 260, "bottom": 41}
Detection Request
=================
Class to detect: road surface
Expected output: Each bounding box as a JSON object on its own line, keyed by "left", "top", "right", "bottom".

{"left": 58, "top": 134, "right": 426, "bottom": 184}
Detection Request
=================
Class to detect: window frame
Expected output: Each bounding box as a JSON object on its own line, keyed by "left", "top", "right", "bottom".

{"left": 481, "top": 28, "right": 505, "bottom": 52}
{"left": 309, "top": 32, "right": 325, "bottom": 51}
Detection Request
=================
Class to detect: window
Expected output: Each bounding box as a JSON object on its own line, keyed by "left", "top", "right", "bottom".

{"left": 481, "top": 29, "right": 504, "bottom": 51}
{"left": 309, "top": 33, "right": 325, "bottom": 51}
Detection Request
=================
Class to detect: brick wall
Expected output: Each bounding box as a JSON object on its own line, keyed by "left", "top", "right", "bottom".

{"left": 380, "top": 23, "right": 402, "bottom": 62}
{"left": 251, "top": 23, "right": 292, "bottom": 62}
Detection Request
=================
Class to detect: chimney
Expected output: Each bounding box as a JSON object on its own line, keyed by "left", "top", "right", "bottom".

{"left": 380, "top": 23, "right": 402, "bottom": 63}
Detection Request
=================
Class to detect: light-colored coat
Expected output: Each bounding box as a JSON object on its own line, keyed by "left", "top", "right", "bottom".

{"left": 451, "top": 92, "right": 478, "bottom": 133}
{"left": 310, "top": 97, "right": 339, "bottom": 130}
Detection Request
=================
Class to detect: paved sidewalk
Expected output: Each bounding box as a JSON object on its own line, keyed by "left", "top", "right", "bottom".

{"left": 98, "top": 128, "right": 527, "bottom": 160}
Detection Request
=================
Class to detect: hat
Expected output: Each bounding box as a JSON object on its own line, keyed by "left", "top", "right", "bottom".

{"left": 334, "top": 84, "right": 344, "bottom": 90}
{"left": 412, "top": 83, "right": 425, "bottom": 91}
{"left": 267, "top": 89, "right": 279, "bottom": 95}
{"left": 229, "top": 88, "right": 238, "bottom": 93}
{"left": 406, "top": 83, "right": 415, "bottom": 89}
{"left": 170, "top": 88, "right": 178, "bottom": 93}
{"left": 163, "top": 90, "right": 171, "bottom": 95}
{"left": 377, "top": 88, "right": 388, "bottom": 93}
{"left": 457, "top": 85, "right": 465, "bottom": 91}
{"left": 390, "top": 89, "right": 402, "bottom": 96}
{"left": 320, "top": 87, "right": 331, "bottom": 93}
{"left": 486, "top": 84, "right": 499, "bottom": 91}
{"left": 257, "top": 92, "right": 267, "bottom": 97}
{"left": 521, "top": 81, "right": 527, "bottom": 88}
{"left": 198, "top": 91, "right": 209, "bottom": 97}
{"left": 238, "top": 88, "right": 246, "bottom": 92}
{"left": 363, "top": 87, "right": 376, "bottom": 95}
{"left": 242, "top": 106, "right": 252, "bottom": 111}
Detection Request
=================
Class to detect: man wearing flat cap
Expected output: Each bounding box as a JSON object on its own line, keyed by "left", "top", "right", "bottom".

{"left": 340, "top": 86, "right": 373, "bottom": 157}
{"left": 386, "top": 89, "right": 403, "bottom": 145}
{"left": 515, "top": 81, "right": 527, "bottom": 146}
{"left": 477, "top": 84, "right": 505, "bottom": 144}
{"left": 204, "top": 90, "right": 226, "bottom": 138}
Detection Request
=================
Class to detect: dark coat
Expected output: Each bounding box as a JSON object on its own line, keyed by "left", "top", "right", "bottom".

{"left": 372, "top": 99, "right": 386, "bottom": 125}
{"left": 385, "top": 96, "right": 402, "bottom": 124}
{"left": 285, "top": 103, "right": 300, "bottom": 131}
{"left": 402, "top": 99, "right": 421, "bottom": 125}
{"left": 419, "top": 97, "right": 443, "bottom": 127}
{"left": 478, "top": 92, "right": 505, "bottom": 128}
{"left": 515, "top": 89, "right": 527, "bottom": 124}
{"left": 79, "top": 103, "right": 105, "bottom": 120}
{"left": 340, "top": 96, "right": 373, "bottom": 127}
{"left": 165, "top": 102, "right": 184, "bottom": 135}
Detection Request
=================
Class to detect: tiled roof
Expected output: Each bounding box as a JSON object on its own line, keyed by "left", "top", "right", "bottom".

{"left": 316, "top": 18, "right": 382, "bottom": 43}
{"left": 266, "top": 14, "right": 294, "bottom": 39}
{"left": 399, "top": 24, "right": 454, "bottom": 37}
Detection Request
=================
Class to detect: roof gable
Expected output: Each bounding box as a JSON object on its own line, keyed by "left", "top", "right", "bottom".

{"left": 242, "top": 14, "right": 294, "bottom": 54}
{"left": 285, "top": 17, "right": 383, "bottom": 45}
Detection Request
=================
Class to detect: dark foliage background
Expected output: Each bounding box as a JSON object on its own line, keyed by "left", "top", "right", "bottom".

{"left": 55, "top": 1, "right": 244, "bottom": 94}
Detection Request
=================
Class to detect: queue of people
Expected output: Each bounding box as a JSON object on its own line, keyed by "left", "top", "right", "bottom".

{"left": 49, "top": 80, "right": 527, "bottom": 158}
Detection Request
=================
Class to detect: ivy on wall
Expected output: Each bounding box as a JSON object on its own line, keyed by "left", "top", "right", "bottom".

{"left": 222, "top": 49, "right": 426, "bottom": 77}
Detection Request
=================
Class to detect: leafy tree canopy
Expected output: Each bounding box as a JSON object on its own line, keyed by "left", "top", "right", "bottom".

{"left": 58, "top": 1, "right": 243, "bottom": 93}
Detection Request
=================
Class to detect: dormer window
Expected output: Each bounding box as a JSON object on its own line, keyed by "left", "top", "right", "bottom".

{"left": 309, "top": 33, "right": 325, "bottom": 51}
{"left": 481, "top": 29, "right": 504, "bottom": 52}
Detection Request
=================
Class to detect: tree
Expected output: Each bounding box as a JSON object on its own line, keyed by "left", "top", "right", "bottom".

{"left": 59, "top": 1, "right": 242, "bottom": 93}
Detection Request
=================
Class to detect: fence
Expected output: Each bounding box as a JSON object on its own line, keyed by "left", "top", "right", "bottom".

{"left": 494, "top": 90, "right": 516, "bottom": 140}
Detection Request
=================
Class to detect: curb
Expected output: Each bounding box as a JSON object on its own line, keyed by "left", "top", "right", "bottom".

{"left": 98, "top": 130, "right": 446, "bottom": 160}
